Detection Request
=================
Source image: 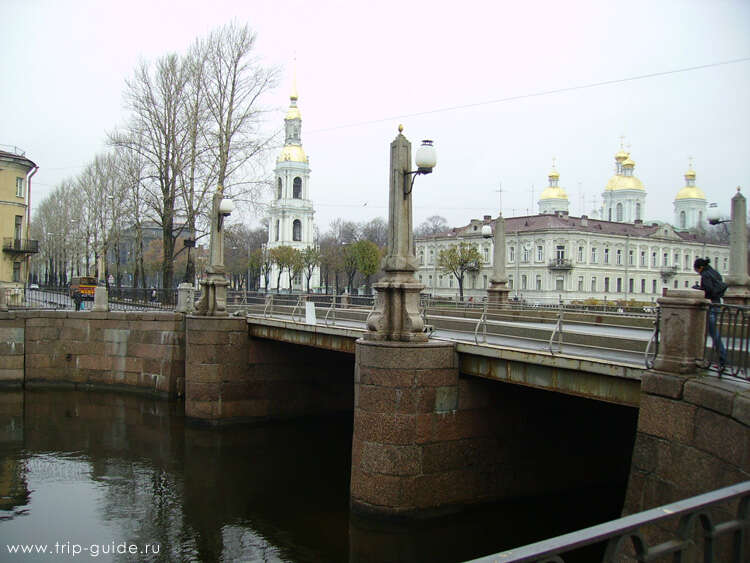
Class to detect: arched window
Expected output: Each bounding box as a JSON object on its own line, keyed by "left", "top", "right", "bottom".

{"left": 616, "top": 203, "right": 623, "bottom": 222}
{"left": 277, "top": 178, "right": 282, "bottom": 199}
{"left": 293, "top": 177, "right": 302, "bottom": 199}
{"left": 275, "top": 220, "right": 280, "bottom": 241}
{"left": 292, "top": 219, "right": 302, "bottom": 241}
{"left": 679, "top": 211, "right": 686, "bottom": 229}
{"left": 635, "top": 203, "right": 641, "bottom": 221}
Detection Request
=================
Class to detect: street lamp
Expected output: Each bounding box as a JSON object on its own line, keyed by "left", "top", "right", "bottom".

{"left": 195, "top": 185, "right": 233, "bottom": 316}
{"left": 710, "top": 187, "right": 750, "bottom": 303}
{"left": 404, "top": 139, "right": 437, "bottom": 195}
{"left": 366, "top": 126, "right": 436, "bottom": 342}
{"left": 707, "top": 202, "right": 727, "bottom": 225}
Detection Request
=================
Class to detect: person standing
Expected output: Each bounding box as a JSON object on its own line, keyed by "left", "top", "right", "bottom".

{"left": 693, "top": 257, "right": 728, "bottom": 367}
{"left": 73, "top": 290, "right": 83, "bottom": 312}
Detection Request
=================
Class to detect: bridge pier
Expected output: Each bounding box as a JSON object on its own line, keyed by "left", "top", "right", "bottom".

{"left": 351, "top": 339, "right": 465, "bottom": 517}
{"left": 623, "top": 289, "right": 750, "bottom": 552}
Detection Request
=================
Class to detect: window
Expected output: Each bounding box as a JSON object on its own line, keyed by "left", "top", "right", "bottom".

{"left": 640, "top": 251, "right": 646, "bottom": 267}
{"left": 616, "top": 278, "right": 622, "bottom": 292}
{"left": 483, "top": 247, "right": 489, "bottom": 263}
{"left": 652, "top": 252, "right": 657, "bottom": 268}
{"left": 419, "top": 275, "right": 423, "bottom": 283}
{"left": 652, "top": 279, "right": 658, "bottom": 293}
{"left": 419, "top": 250, "right": 424, "bottom": 265}
{"left": 536, "top": 275, "right": 542, "bottom": 291}
{"left": 628, "top": 278, "right": 634, "bottom": 292}
{"left": 616, "top": 203, "right": 623, "bottom": 222}
{"left": 577, "top": 246, "right": 584, "bottom": 262}
{"left": 604, "top": 248, "right": 610, "bottom": 264}
{"left": 536, "top": 245, "right": 544, "bottom": 262}
{"left": 629, "top": 250, "right": 634, "bottom": 266}
{"left": 555, "top": 277, "right": 564, "bottom": 291}
{"left": 674, "top": 252, "right": 680, "bottom": 268}
{"left": 591, "top": 277, "right": 597, "bottom": 292}
{"left": 616, "top": 249, "right": 622, "bottom": 265}
{"left": 277, "top": 178, "right": 282, "bottom": 199}
{"left": 674, "top": 280, "right": 679, "bottom": 288}
{"left": 604, "top": 277, "right": 610, "bottom": 292}
{"left": 685, "top": 255, "right": 690, "bottom": 270}
{"left": 577, "top": 276, "right": 584, "bottom": 291}
{"left": 591, "top": 247, "right": 598, "bottom": 263}
{"left": 275, "top": 220, "right": 280, "bottom": 241}
{"left": 14, "top": 216, "right": 23, "bottom": 241}
{"left": 428, "top": 275, "right": 433, "bottom": 286}
{"left": 685, "top": 280, "right": 689, "bottom": 288}
{"left": 12, "top": 262, "right": 21, "bottom": 282}
{"left": 521, "top": 275, "right": 527, "bottom": 290}
{"left": 293, "top": 177, "right": 302, "bottom": 199}
{"left": 641, "top": 279, "right": 646, "bottom": 293}
{"left": 522, "top": 247, "right": 530, "bottom": 262}
{"left": 16, "top": 177, "right": 24, "bottom": 198}
{"left": 292, "top": 219, "right": 302, "bottom": 241}
{"left": 508, "top": 276, "right": 513, "bottom": 289}
{"left": 663, "top": 253, "right": 669, "bottom": 267}
{"left": 429, "top": 249, "right": 434, "bottom": 264}
{"left": 555, "top": 245, "right": 565, "bottom": 261}
{"left": 679, "top": 211, "right": 686, "bottom": 229}
{"left": 449, "top": 277, "right": 453, "bottom": 288}
{"left": 483, "top": 275, "right": 487, "bottom": 288}
{"left": 509, "top": 246, "right": 515, "bottom": 263}
{"left": 724, "top": 258, "right": 728, "bottom": 272}
{"left": 635, "top": 203, "right": 641, "bottom": 221}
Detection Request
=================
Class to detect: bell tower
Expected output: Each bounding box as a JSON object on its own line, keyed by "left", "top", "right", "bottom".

{"left": 265, "top": 80, "right": 319, "bottom": 291}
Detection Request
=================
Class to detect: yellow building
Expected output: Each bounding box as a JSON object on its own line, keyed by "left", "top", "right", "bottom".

{"left": 0, "top": 148, "right": 38, "bottom": 289}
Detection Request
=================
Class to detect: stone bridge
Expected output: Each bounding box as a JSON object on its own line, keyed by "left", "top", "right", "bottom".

{"left": 0, "top": 289, "right": 747, "bottom": 524}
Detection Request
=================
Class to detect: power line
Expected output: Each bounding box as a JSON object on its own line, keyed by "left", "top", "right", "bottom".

{"left": 307, "top": 56, "right": 750, "bottom": 134}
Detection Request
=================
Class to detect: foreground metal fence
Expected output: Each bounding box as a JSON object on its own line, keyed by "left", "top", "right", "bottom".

{"left": 469, "top": 481, "right": 749, "bottom": 563}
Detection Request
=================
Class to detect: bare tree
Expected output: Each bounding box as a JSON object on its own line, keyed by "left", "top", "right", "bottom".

{"left": 110, "top": 54, "right": 191, "bottom": 290}
{"left": 415, "top": 215, "right": 449, "bottom": 237}
{"left": 198, "top": 21, "right": 279, "bottom": 210}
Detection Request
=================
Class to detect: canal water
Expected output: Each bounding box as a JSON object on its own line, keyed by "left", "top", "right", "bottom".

{"left": 0, "top": 390, "right": 625, "bottom": 562}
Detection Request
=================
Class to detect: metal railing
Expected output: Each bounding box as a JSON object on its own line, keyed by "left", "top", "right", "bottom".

{"left": 2, "top": 238, "right": 39, "bottom": 253}
{"left": 107, "top": 287, "right": 177, "bottom": 310}
{"left": 702, "top": 303, "right": 749, "bottom": 380}
{"left": 469, "top": 481, "right": 749, "bottom": 563}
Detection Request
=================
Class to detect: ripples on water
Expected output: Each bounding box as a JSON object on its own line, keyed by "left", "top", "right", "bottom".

{"left": 0, "top": 390, "right": 624, "bottom": 562}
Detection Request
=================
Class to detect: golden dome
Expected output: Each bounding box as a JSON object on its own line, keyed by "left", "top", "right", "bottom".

{"left": 539, "top": 186, "right": 568, "bottom": 200}
{"left": 277, "top": 144, "right": 307, "bottom": 163}
{"left": 548, "top": 169, "right": 559, "bottom": 179}
{"left": 615, "top": 149, "right": 630, "bottom": 161}
{"left": 684, "top": 169, "right": 696, "bottom": 180}
{"left": 605, "top": 175, "right": 645, "bottom": 191}
{"left": 675, "top": 186, "right": 706, "bottom": 200}
{"left": 285, "top": 104, "right": 301, "bottom": 120}
{"left": 622, "top": 157, "right": 635, "bottom": 167}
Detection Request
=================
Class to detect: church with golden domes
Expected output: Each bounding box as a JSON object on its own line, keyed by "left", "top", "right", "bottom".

{"left": 263, "top": 83, "right": 320, "bottom": 291}
{"left": 415, "top": 145, "right": 726, "bottom": 304}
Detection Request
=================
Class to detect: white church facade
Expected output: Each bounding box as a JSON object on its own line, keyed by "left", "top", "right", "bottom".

{"left": 415, "top": 148, "right": 726, "bottom": 304}
{"left": 262, "top": 85, "right": 320, "bottom": 291}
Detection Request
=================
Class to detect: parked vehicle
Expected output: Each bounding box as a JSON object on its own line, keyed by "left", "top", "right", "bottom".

{"left": 29, "top": 283, "right": 39, "bottom": 289}
{"left": 69, "top": 276, "right": 97, "bottom": 300}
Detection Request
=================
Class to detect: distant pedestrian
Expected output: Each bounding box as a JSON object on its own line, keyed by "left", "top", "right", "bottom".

{"left": 73, "top": 290, "right": 83, "bottom": 312}
{"left": 150, "top": 287, "right": 157, "bottom": 302}
{"left": 693, "top": 257, "right": 728, "bottom": 367}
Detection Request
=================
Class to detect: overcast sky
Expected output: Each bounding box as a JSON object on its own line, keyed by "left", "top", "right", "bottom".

{"left": 3, "top": 0, "right": 749, "bottom": 234}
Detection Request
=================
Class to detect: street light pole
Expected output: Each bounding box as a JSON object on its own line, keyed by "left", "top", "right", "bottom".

{"left": 365, "top": 126, "right": 435, "bottom": 342}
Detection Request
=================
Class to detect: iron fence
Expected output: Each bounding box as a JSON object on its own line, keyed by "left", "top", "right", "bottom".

{"left": 703, "top": 303, "right": 749, "bottom": 380}
{"left": 468, "top": 481, "right": 749, "bottom": 563}
{"left": 107, "top": 287, "right": 177, "bottom": 310}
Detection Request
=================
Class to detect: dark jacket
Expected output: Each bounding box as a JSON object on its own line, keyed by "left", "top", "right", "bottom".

{"left": 698, "top": 266, "right": 727, "bottom": 303}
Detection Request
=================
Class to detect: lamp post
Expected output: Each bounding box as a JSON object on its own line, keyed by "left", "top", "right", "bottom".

{"left": 365, "top": 126, "right": 435, "bottom": 342}
{"left": 708, "top": 187, "right": 750, "bottom": 304}
{"left": 485, "top": 215, "right": 510, "bottom": 304}
{"left": 195, "top": 185, "right": 234, "bottom": 316}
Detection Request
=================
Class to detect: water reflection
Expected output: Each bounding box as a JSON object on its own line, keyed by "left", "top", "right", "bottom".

{"left": 0, "top": 390, "right": 624, "bottom": 562}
